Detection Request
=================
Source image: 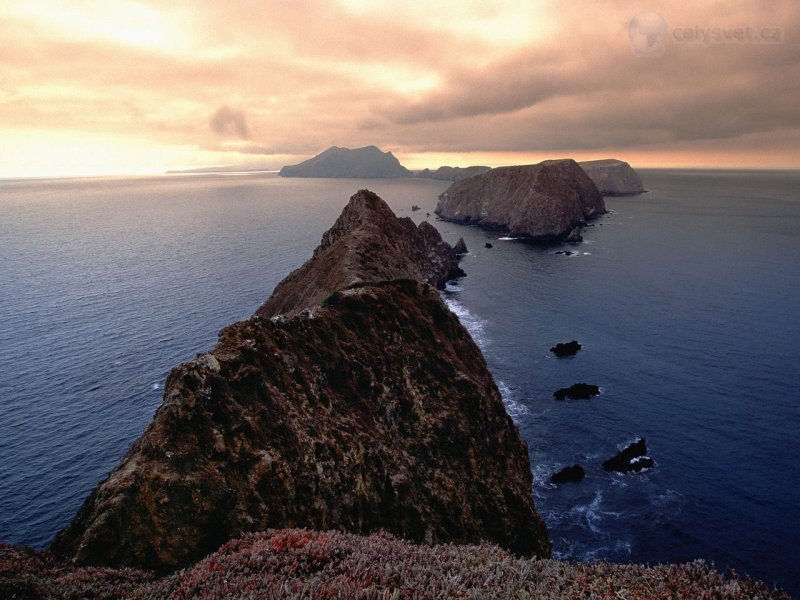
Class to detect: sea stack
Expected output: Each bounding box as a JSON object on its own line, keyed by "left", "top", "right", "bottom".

{"left": 435, "top": 159, "right": 605, "bottom": 242}
{"left": 578, "top": 159, "right": 645, "bottom": 196}
{"left": 51, "top": 190, "right": 550, "bottom": 572}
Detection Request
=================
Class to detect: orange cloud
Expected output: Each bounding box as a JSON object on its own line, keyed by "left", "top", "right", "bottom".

{"left": 0, "top": 0, "right": 798, "bottom": 176}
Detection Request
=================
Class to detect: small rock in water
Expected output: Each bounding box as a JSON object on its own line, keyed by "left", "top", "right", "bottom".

{"left": 555, "top": 250, "right": 574, "bottom": 256}
{"left": 453, "top": 238, "right": 468, "bottom": 255}
{"left": 411, "top": 204, "right": 421, "bottom": 211}
{"left": 550, "top": 465, "right": 585, "bottom": 484}
{"left": 550, "top": 340, "right": 582, "bottom": 356}
{"left": 485, "top": 242, "right": 493, "bottom": 248}
{"left": 553, "top": 383, "right": 599, "bottom": 400}
{"left": 602, "top": 438, "right": 654, "bottom": 473}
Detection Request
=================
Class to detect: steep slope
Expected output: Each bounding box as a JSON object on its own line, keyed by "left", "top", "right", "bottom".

{"left": 51, "top": 191, "right": 549, "bottom": 573}
{"left": 279, "top": 146, "right": 411, "bottom": 178}
{"left": 435, "top": 159, "right": 605, "bottom": 241}
{"left": 257, "top": 189, "right": 463, "bottom": 318}
{"left": 579, "top": 159, "right": 645, "bottom": 195}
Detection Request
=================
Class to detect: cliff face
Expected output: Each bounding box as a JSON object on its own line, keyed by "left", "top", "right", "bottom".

{"left": 257, "top": 189, "right": 463, "bottom": 318}
{"left": 51, "top": 192, "right": 550, "bottom": 573}
{"left": 435, "top": 159, "right": 605, "bottom": 241}
{"left": 279, "top": 146, "right": 411, "bottom": 178}
{"left": 579, "top": 159, "right": 645, "bottom": 195}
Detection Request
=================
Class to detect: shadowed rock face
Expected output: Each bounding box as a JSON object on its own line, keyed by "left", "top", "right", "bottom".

{"left": 579, "top": 159, "right": 645, "bottom": 196}
{"left": 280, "top": 146, "right": 411, "bottom": 179}
{"left": 257, "top": 189, "right": 463, "bottom": 318}
{"left": 435, "top": 159, "right": 605, "bottom": 241}
{"left": 51, "top": 281, "right": 550, "bottom": 571}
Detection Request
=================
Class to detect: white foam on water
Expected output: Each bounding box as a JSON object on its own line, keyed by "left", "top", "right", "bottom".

{"left": 151, "top": 382, "right": 160, "bottom": 391}
{"left": 497, "top": 236, "right": 523, "bottom": 241}
{"left": 443, "top": 297, "right": 488, "bottom": 348}
{"left": 444, "top": 280, "right": 463, "bottom": 293}
{"left": 497, "top": 381, "right": 528, "bottom": 420}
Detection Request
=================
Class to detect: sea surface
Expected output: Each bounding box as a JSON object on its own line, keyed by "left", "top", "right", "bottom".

{"left": 1, "top": 170, "right": 798, "bottom": 594}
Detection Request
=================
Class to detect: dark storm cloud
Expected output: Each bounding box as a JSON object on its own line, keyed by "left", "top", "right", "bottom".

{"left": 209, "top": 106, "right": 251, "bottom": 139}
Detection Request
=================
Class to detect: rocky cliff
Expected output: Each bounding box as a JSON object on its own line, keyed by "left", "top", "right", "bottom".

{"left": 51, "top": 192, "right": 550, "bottom": 573}
{"left": 435, "top": 159, "right": 606, "bottom": 242}
{"left": 416, "top": 165, "right": 491, "bottom": 182}
{"left": 280, "top": 146, "right": 411, "bottom": 178}
{"left": 257, "top": 189, "right": 463, "bottom": 318}
{"left": 579, "top": 159, "right": 645, "bottom": 196}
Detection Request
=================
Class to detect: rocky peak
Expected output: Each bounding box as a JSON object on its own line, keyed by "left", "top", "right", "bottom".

{"left": 259, "top": 189, "right": 464, "bottom": 318}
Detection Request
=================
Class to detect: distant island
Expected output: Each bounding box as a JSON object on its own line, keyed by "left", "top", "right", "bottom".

{"left": 415, "top": 165, "right": 491, "bottom": 182}
{"left": 579, "top": 158, "right": 645, "bottom": 195}
{"left": 279, "top": 145, "right": 411, "bottom": 178}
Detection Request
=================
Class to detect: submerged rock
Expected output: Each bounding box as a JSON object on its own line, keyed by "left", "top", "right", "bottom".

{"left": 550, "top": 465, "right": 585, "bottom": 484}
{"left": 257, "top": 189, "right": 464, "bottom": 318}
{"left": 602, "top": 438, "right": 654, "bottom": 473}
{"left": 51, "top": 193, "right": 550, "bottom": 573}
{"left": 435, "top": 160, "right": 605, "bottom": 242}
{"left": 579, "top": 159, "right": 645, "bottom": 196}
{"left": 553, "top": 383, "right": 600, "bottom": 400}
{"left": 280, "top": 146, "right": 411, "bottom": 179}
{"left": 550, "top": 341, "right": 582, "bottom": 356}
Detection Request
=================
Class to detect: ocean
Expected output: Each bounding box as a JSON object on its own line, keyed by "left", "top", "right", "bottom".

{"left": 1, "top": 170, "right": 798, "bottom": 594}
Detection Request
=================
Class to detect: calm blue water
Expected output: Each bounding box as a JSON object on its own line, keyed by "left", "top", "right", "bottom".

{"left": 1, "top": 170, "right": 798, "bottom": 594}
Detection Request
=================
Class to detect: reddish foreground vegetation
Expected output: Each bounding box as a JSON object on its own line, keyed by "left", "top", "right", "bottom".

{"left": 1, "top": 529, "right": 789, "bottom": 599}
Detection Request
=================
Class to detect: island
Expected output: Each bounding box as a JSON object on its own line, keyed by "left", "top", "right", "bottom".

{"left": 279, "top": 146, "right": 411, "bottom": 178}
{"left": 435, "top": 159, "right": 606, "bottom": 242}
{"left": 579, "top": 159, "right": 645, "bottom": 195}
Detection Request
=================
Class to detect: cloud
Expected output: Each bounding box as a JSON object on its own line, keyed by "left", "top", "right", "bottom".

{"left": 0, "top": 0, "right": 798, "bottom": 174}
{"left": 209, "top": 105, "right": 251, "bottom": 139}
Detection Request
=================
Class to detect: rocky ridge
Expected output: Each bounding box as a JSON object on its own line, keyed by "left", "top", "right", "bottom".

{"left": 51, "top": 191, "right": 550, "bottom": 572}
{"left": 435, "top": 159, "right": 606, "bottom": 242}
{"left": 257, "top": 189, "right": 464, "bottom": 318}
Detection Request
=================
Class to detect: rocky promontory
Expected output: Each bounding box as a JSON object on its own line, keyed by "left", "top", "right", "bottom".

{"left": 51, "top": 191, "right": 550, "bottom": 572}
{"left": 280, "top": 146, "right": 411, "bottom": 178}
{"left": 257, "top": 189, "right": 464, "bottom": 318}
{"left": 579, "top": 159, "right": 645, "bottom": 196}
{"left": 435, "top": 159, "right": 606, "bottom": 242}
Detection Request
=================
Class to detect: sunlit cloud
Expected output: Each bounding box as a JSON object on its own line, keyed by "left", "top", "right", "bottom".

{"left": 0, "top": 0, "right": 798, "bottom": 177}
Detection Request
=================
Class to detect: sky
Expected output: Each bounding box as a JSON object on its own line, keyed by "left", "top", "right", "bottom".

{"left": 0, "top": 0, "right": 798, "bottom": 177}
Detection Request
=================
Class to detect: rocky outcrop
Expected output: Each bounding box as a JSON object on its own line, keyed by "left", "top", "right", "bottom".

{"left": 550, "top": 341, "right": 582, "bottom": 357}
{"left": 550, "top": 465, "right": 585, "bottom": 484}
{"left": 280, "top": 146, "right": 411, "bottom": 178}
{"left": 51, "top": 194, "right": 550, "bottom": 573}
{"left": 256, "top": 190, "right": 464, "bottom": 318}
{"left": 602, "top": 439, "right": 654, "bottom": 473}
{"left": 416, "top": 166, "right": 491, "bottom": 182}
{"left": 554, "top": 383, "right": 600, "bottom": 400}
{"left": 453, "top": 238, "right": 468, "bottom": 255}
{"left": 435, "top": 160, "right": 605, "bottom": 242}
{"left": 579, "top": 159, "right": 645, "bottom": 196}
